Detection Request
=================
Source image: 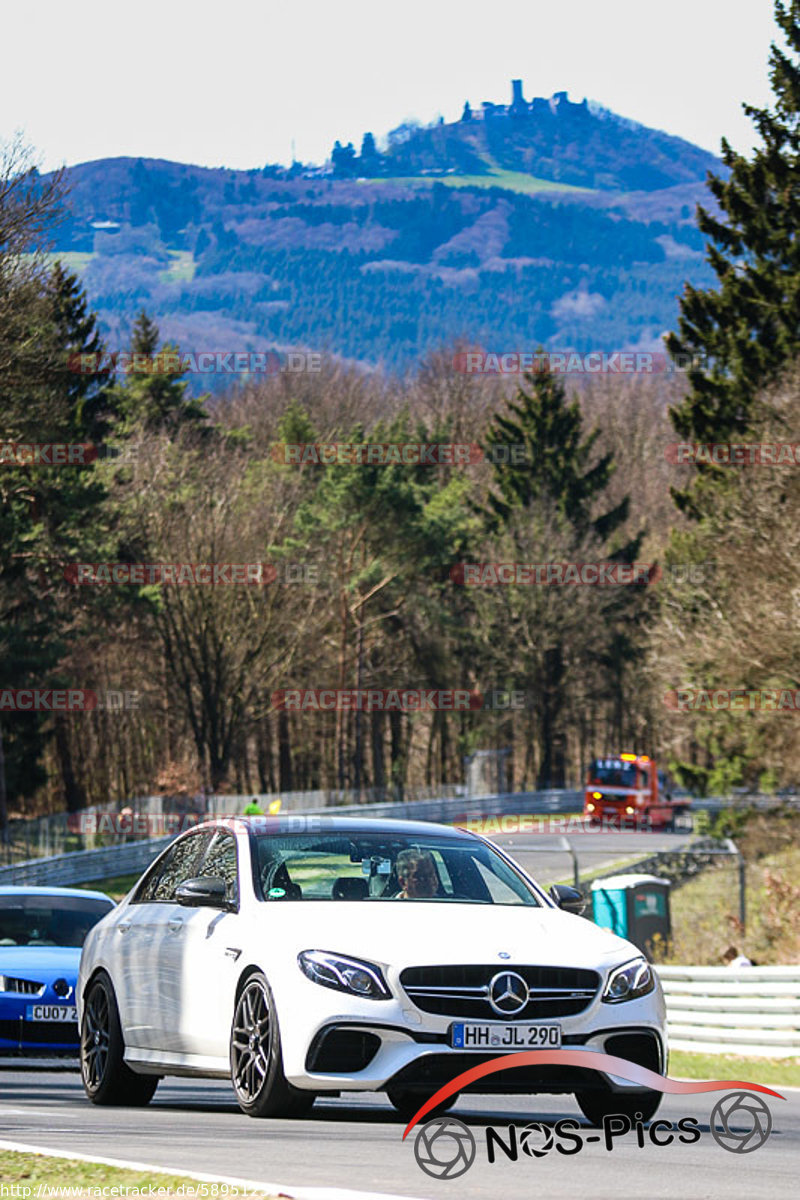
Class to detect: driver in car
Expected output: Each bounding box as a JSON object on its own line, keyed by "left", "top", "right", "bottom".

{"left": 395, "top": 849, "right": 439, "bottom": 899}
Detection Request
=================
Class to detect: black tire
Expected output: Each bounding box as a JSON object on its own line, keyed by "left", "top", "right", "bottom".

{"left": 575, "top": 1087, "right": 662, "bottom": 1126}
{"left": 230, "top": 972, "right": 315, "bottom": 1118}
{"left": 80, "top": 971, "right": 159, "bottom": 1107}
{"left": 386, "top": 1088, "right": 459, "bottom": 1123}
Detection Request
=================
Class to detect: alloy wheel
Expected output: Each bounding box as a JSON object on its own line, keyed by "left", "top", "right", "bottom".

{"left": 231, "top": 979, "right": 272, "bottom": 1102}
{"left": 82, "top": 983, "right": 110, "bottom": 1090}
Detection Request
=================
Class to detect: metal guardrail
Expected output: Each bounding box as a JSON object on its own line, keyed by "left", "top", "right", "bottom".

{"left": 657, "top": 965, "right": 800, "bottom": 1058}
{"left": 0, "top": 790, "right": 584, "bottom": 886}
{"left": 0, "top": 836, "right": 175, "bottom": 888}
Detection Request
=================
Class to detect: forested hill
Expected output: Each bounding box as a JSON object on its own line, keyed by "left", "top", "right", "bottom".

{"left": 47, "top": 88, "right": 723, "bottom": 377}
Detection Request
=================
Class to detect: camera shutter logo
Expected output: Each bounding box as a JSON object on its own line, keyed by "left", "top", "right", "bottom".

{"left": 414, "top": 1117, "right": 476, "bottom": 1179}
{"left": 488, "top": 970, "right": 529, "bottom": 1015}
{"left": 519, "top": 1121, "right": 555, "bottom": 1157}
{"left": 710, "top": 1092, "right": 772, "bottom": 1153}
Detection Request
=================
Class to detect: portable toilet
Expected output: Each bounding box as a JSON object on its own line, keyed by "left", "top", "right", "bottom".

{"left": 591, "top": 873, "right": 671, "bottom": 960}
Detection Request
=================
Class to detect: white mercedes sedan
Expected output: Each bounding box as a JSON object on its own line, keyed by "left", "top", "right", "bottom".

{"left": 77, "top": 816, "right": 666, "bottom": 1122}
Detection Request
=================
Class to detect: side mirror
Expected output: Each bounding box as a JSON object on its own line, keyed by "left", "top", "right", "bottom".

{"left": 175, "top": 876, "right": 231, "bottom": 909}
{"left": 549, "top": 883, "right": 586, "bottom": 916}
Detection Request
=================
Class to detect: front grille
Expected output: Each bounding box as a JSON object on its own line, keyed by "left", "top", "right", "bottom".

{"left": 0, "top": 1018, "right": 79, "bottom": 1047}
{"left": 0, "top": 976, "right": 45, "bottom": 996}
{"left": 400, "top": 964, "right": 599, "bottom": 1019}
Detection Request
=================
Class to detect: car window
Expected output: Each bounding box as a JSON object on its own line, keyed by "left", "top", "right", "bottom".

{"left": 133, "top": 833, "right": 212, "bottom": 903}
{"left": 252, "top": 833, "right": 542, "bottom": 905}
{"left": 0, "top": 895, "right": 113, "bottom": 947}
{"left": 200, "top": 831, "right": 239, "bottom": 907}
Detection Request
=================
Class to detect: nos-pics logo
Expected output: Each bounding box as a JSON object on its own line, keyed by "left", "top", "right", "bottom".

{"left": 403, "top": 1050, "right": 783, "bottom": 1179}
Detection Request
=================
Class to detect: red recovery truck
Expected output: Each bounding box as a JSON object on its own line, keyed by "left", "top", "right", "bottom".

{"left": 583, "top": 753, "right": 691, "bottom": 830}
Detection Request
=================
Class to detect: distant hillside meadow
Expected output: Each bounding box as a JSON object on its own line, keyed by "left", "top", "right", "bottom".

{"left": 48, "top": 83, "right": 722, "bottom": 382}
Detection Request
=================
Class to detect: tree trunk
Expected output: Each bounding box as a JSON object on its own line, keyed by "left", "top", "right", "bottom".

{"left": 0, "top": 722, "right": 8, "bottom": 845}
{"left": 389, "top": 709, "right": 403, "bottom": 801}
{"left": 371, "top": 709, "right": 385, "bottom": 800}
{"left": 54, "top": 711, "right": 86, "bottom": 813}
{"left": 278, "top": 709, "right": 293, "bottom": 793}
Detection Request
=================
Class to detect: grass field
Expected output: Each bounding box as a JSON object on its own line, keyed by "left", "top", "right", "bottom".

{"left": 76, "top": 873, "right": 138, "bottom": 900}
{"left": 658, "top": 842, "right": 800, "bottom": 965}
{"left": 669, "top": 1049, "right": 800, "bottom": 1088}
{"left": 362, "top": 170, "right": 591, "bottom": 195}
{"left": 40, "top": 251, "right": 95, "bottom": 273}
{"left": 0, "top": 1149, "right": 278, "bottom": 1198}
{"left": 159, "top": 250, "right": 195, "bottom": 284}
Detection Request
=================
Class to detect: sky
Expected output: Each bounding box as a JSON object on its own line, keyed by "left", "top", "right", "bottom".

{"left": 1, "top": 0, "right": 780, "bottom": 172}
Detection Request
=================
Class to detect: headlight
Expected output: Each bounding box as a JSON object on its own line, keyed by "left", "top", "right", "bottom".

{"left": 602, "top": 957, "right": 654, "bottom": 1003}
{"left": 298, "top": 950, "right": 391, "bottom": 1000}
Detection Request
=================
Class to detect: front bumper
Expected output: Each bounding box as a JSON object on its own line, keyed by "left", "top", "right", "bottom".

{"left": 0, "top": 991, "right": 79, "bottom": 1054}
{"left": 279, "top": 973, "right": 667, "bottom": 1095}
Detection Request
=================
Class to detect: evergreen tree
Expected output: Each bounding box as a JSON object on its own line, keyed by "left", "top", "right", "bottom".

{"left": 480, "top": 367, "right": 642, "bottom": 788}
{"left": 483, "top": 366, "right": 630, "bottom": 543}
{"left": 667, "top": 0, "right": 800, "bottom": 515}
{"left": 48, "top": 262, "right": 116, "bottom": 441}
{"left": 113, "top": 311, "right": 209, "bottom": 437}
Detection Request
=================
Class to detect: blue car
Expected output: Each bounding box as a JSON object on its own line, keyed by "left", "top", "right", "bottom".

{"left": 0, "top": 886, "right": 115, "bottom": 1054}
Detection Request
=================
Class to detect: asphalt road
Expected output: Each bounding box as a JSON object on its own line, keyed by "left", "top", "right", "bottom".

{"left": 1, "top": 1068, "right": 797, "bottom": 1199}
{"left": 492, "top": 827, "right": 689, "bottom": 887}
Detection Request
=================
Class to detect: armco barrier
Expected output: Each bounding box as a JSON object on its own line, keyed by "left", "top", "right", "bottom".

{"left": 657, "top": 965, "right": 800, "bottom": 1058}
{"left": 0, "top": 791, "right": 584, "bottom": 886}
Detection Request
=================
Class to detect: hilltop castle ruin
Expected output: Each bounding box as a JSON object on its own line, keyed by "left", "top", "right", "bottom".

{"left": 464, "top": 80, "right": 589, "bottom": 121}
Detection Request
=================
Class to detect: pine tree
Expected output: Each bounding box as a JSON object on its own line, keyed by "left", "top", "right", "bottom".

{"left": 48, "top": 262, "right": 116, "bottom": 441}
{"left": 480, "top": 367, "right": 642, "bottom": 788}
{"left": 114, "top": 310, "right": 209, "bottom": 436}
{"left": 483, "top": 366, "right": 630, "bottom": 543}
{"left": 667, "top": 0, "right": 800, "bottom": 515}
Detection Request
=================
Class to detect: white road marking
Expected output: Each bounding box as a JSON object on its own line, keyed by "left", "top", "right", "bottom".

{"left": 0, "top": 1139, "right": 430, "bottom": 1200}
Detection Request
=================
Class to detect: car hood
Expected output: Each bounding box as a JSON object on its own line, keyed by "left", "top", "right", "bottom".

{"left": 0, "top": 946, "right": 80, "bottom": 979}
{"left": 259, "top": 901, "right": 638, "bottom": 968}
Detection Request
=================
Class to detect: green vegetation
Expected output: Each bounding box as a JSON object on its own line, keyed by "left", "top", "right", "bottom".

{"left": 2, "top": 4, "right": 800, "bottom": 824}
{"left": 655, "top": 811, "right": 800, "bottom": 965}
{"left": 364, "top": 171, "right": 591, "bottom": 195}
{"left": 0, "top": 1150, "right": 278, "bottom": 1199}
{"left": 668, "top": 1050, "right": 800, "bottom": 1088}
{"left": 159, "top": 249, "right": 195, "bottom": 284}
{"left": 76, "top": 873, "right": 140, "bottom": 900}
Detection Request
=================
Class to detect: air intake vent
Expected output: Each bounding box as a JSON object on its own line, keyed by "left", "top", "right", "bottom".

{"left": 0, "top": 976, "right": 45, "bottom": 996}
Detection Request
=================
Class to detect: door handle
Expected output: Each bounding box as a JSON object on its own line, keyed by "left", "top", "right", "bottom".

{"left": 117, "top": 922, "right": 132, "bottom": 934}
{"left": 168, "top": 917, "right": 183, "bottom": 933}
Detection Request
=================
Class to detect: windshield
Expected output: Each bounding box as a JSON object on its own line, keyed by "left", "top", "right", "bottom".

{"left": 588, "top": 758, "right": 638, "bottom": 788}
{"left": 253, "top": 832, "right": 542, "bottom": 906}
{"left": 0, "top": 895, "right": 114, "bottom": 948}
